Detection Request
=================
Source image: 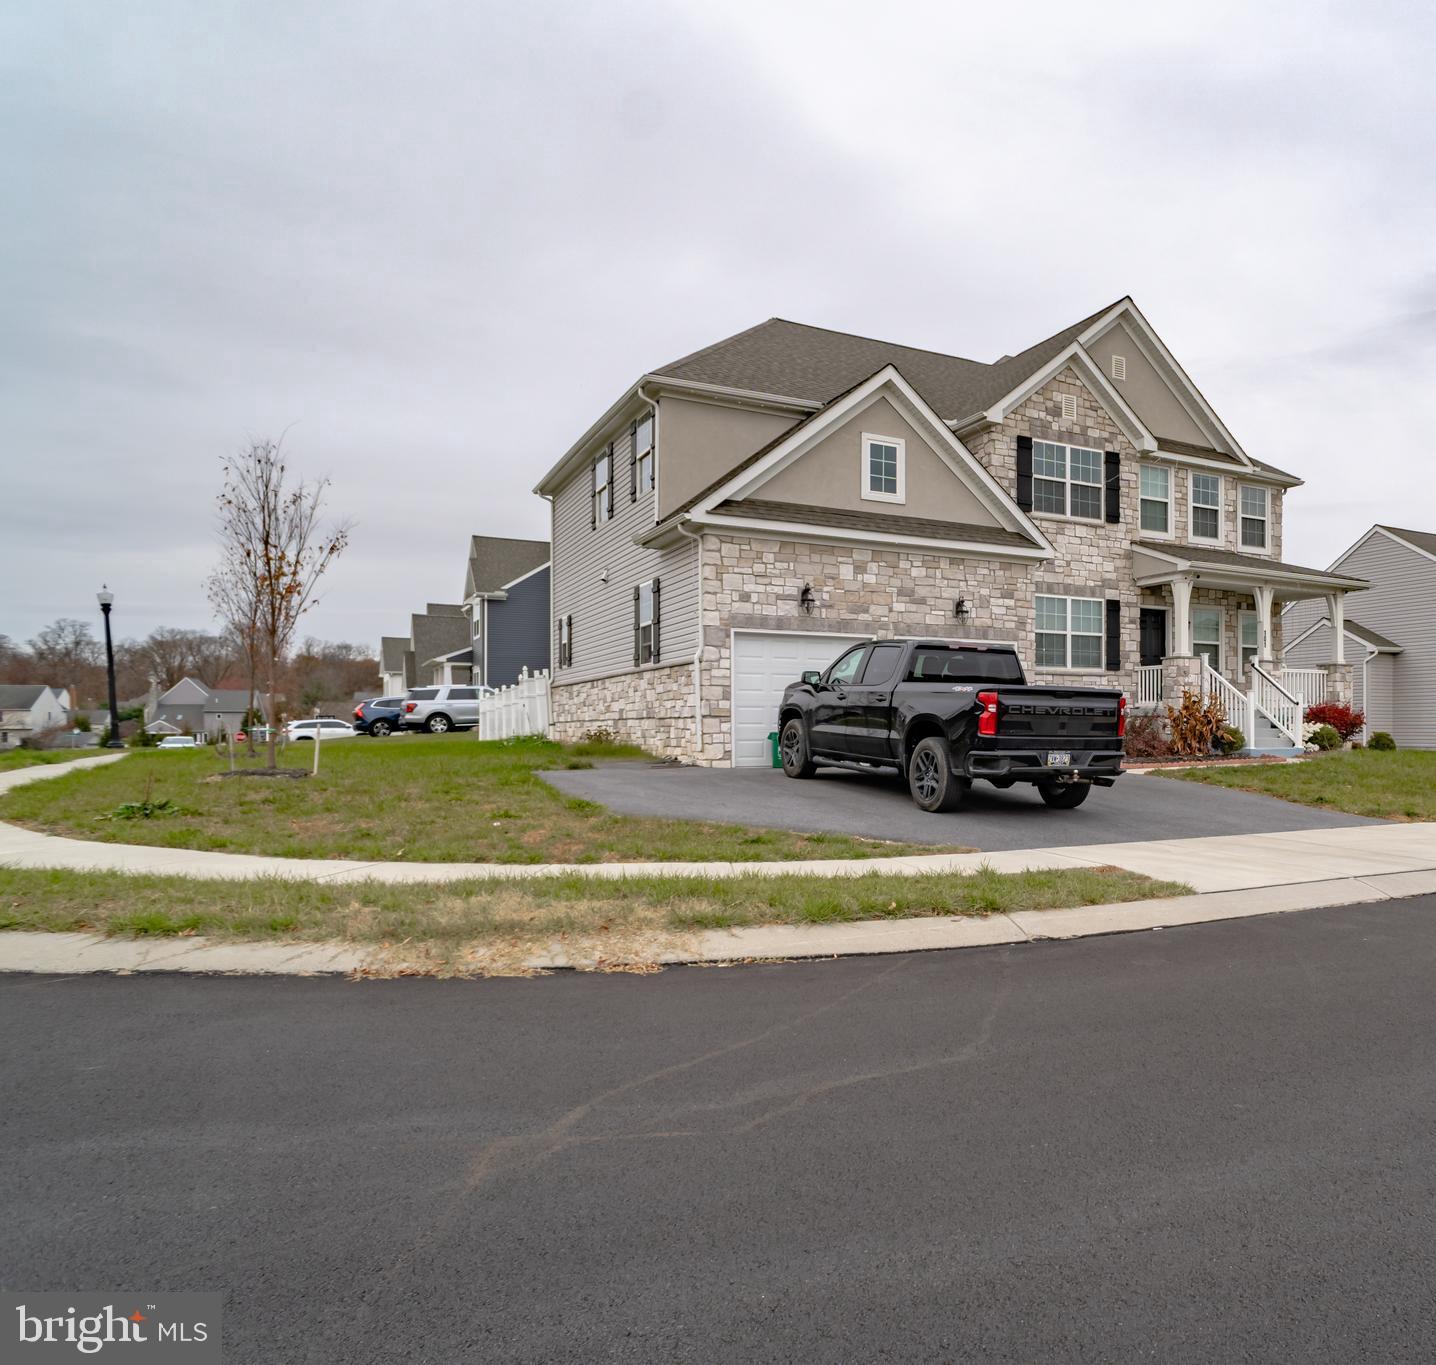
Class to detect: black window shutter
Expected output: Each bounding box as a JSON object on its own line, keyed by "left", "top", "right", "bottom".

{"left": 606, "top": 442, "right": 614, "bottom": 521}
{"left": 1016, "top": 435, "right": 1033, "bottom": 512}
{"left": 652, "top": 577, "right": 661, "bottom": 663}
{"left": 1104, "top": 450, "right": 1121, "bottom": 523}
{"left": 1105, "top": 599, "right": 1121, "bottom": 671}
{"left": 629, "top": 421, "right": 638, "bottom": 501}
{"left": 555, "top": 617, "right": 562, "bottom": 669}
{"left": 565, "top": 615, "right": 573, "bottom": 668}
{"left": 590, "top": 457, "right": 597, "bottom": 530}
{"left": 633, "top": 585, "right": 641, "bottom": 666}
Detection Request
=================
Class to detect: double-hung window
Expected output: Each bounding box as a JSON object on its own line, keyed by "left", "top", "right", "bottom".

{"left": 861, "top": 433, "right": 905, "bottom": 503}
{"left": 1239, "top": 611, "right": 1260, "bottom": 673}
{"left": 1189, "top": 472, "right": 1221, "bottom": 541}
{"left": 1239, "top": 484, "right": 1269, "bottom": 550}
{"left": 556, "top": 615, "right": 572, "bottom": 668}
{"left": 1193, "top": 608, "right": 1222, "bottom": 671}
{"left": 634, "top": 414, "right": 655, "bottom": 496}
{"left": 1034, "top": 441, "right": 1102, "bottom": 520}
{"left": 633, "top": 579, "right": 660, "bottom": 665}
{"left": 1036, "top": 595, "right": 1103, "bottom": 669}
{"left": 1139, "top": 464, "right": 1171, "bottom": 534}
{"left": 593, "top": 448, "right": 613, "bottom": 525}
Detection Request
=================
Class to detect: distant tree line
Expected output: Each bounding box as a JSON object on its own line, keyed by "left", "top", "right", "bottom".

{"left": 0, "top": 622, "right": 377, "bottom": 712}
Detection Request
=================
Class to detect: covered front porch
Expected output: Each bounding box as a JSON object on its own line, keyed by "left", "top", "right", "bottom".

{"left": 1130, "top": 543, "right": 1368, "bottom": 752}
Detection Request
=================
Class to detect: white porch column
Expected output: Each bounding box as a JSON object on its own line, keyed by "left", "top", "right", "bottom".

{"left": 1170, "top": 576, "right": 1194, "bottom": 655}
{"left": 1254, "top": 585, "right": 1276, "bottom": 665}
{"left": 1326, "top": 592, "right": 1346, "bottom": 664}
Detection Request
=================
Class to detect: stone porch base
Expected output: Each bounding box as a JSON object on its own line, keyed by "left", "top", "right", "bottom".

{"left": 550, "top": 664, "right": 700, "bottom": 763}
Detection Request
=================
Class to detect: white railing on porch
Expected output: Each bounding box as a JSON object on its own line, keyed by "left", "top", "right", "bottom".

{"left": 1252, "top": 664, "right": 1303, "bottom": 746}
{"left": 477, "top": 668, "right": 551, "bottom": 740}
{"left": 1135, "top": 664, "right": 1164, "bottom": 707}
{"left": 1279, "top": 668, "right": 1328, "bottom": 708}
{"left": 1202, "top": 660, "right": 1253, "bottom": 739}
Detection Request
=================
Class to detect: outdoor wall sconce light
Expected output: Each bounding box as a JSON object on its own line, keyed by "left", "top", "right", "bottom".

{"left": 800, "top": 583, "right": 816, "bottom": 614}
{"left": 953, "top": 595, "right": 969, "bottom": 621}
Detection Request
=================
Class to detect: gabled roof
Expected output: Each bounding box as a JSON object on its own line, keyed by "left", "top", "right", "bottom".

{"left": 712, "top": 499, "right": 1040, "bottom": 549}
{"left": 1377, "top": 525, "right": 1436, "bottom": 558}
{"left": 464, "top": 536, "right": 550, "bottom": 598}
{"left": 380, "top": 636, "right": 409, "bottom": 672}
{"left": 1285, "top": 615, "right": 1403, "bottom": 654}
{"left": 651, "top": 303, "right": 1119, "bottom": 423}
{"left": 0, "top": 684, "right": 49, "bottom": 709}
{"left": 204, "top": 689, "right": 251, "bottom": 712}
{"left": 1133, "top": 540, "right": 1369, "bottom": 589}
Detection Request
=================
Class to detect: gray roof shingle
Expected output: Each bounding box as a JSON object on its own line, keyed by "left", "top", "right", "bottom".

{"left": 0, "top": 684, "right": 49, "bottom": 709}
{"left": 713, "top": 499, "right": 1039, "bottom": 548}
{"left": 1379, "top": 525, "right": 1436, "bottom": 557}
{"left": 1134, "top": 541, "right": 1368, "bottom": 583}
{"left": 464, "top": 536, "right": 550, "bottom": 597}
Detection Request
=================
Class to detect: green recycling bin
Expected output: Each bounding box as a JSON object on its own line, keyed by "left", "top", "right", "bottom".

{"left": 768, "top": 730, "right": 781, "bottom": 768}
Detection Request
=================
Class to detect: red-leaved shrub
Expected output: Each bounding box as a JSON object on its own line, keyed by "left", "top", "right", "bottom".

{"left": 1303, "top": 702, "right": 1364, "bottom": 740}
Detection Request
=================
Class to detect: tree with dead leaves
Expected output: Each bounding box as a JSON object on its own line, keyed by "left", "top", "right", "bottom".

{"left": 207, "top": 438, "right": 351, "bottom": 767}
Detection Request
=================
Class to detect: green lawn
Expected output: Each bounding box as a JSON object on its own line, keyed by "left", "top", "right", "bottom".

{"left": 0, "top": 864, "right": 1188, "bottom": 973}
{"left": 1162, "top": 749, "right": 1436, "bottom": 821}
{"left": 0, "top": 749, "right": 107, "bottom": 772}
{"left": 0, "top": 734, "right": 969, "bottom": 864}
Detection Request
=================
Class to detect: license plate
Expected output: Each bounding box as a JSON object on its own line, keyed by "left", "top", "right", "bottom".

{"left": 1046, "top": 751, "right": 1072, "bottom": 767}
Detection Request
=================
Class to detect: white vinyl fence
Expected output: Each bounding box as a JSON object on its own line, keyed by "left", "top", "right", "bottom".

{"left": 478, "top": 668, "right": 551, "bottom": 740}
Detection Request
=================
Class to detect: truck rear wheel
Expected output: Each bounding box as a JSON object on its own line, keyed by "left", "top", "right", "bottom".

{"left": 908, "top": 736, "right": 968, "bottom": 813}
{"left": 1038, "top": 781, "right": 1091, "bottom": 809}
{"left": 780, "top": 719, "right": 816, "bottom": 778}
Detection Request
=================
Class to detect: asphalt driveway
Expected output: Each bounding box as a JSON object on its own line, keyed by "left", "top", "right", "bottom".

{"left": 544, "top": 761, "right": 1383, "bottom": 850}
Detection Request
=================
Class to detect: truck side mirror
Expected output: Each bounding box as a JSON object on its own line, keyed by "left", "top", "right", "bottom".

{"left": 801, "top": 670, "right": 822, "bottom": 686}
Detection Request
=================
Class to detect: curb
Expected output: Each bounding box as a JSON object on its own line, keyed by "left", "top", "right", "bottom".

{"left": 4, "top": 870, "right": 1435, "bottom": 977}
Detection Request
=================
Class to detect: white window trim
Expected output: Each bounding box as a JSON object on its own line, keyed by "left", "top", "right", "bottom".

{"left": 1187, "top": 470, "right": 1223, "bottom": 543}
{"left": 1238, "top": 482, "right": 1271, "bottom": 555}
{"left": 1191, "top": 604, "right": 1224, "bottom": 673}
{"left": 1138, "top": 462, "right": 1173, "bottom": 539}
{"left": 594, "top": 451, "right": 613, "bottom": 524}
{"left": 635, "top": 414, "right": 655, "bottom": 494}
{"left": 635, "top": 580, "right": 656, "bottom": 665}
{"left": 1032, "top": 440, "right": 1105, "bottom": 524}
{"left": 860, "top": 432, "right": 906, "bottom": 504}
{"left": 1035, "top": 594, "right": 1105, "bottom": 672}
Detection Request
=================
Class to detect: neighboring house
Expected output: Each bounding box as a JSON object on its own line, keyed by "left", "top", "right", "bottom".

{"left": 1281, "top": 525, "right": 1436, "bottom": 748}
{"left": 0, "top": 685, "right": 72, "bottom": 748}
{"left": 379, "top": 636, "right": 413, "bottom": 695}
{"left": 536, "top": 297, "right": 1367, "bottom": 765}
{"left": 411, "top": 604, "right": 470, "bottom": 687}
{"left": 144, "top": 678, "right": 252, "bottom": 739}
{"left": 461, "top": 535, "right": 551, "bottom": 688}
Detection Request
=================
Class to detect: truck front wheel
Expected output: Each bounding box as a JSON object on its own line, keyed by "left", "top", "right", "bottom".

{"left": 908, "top": 736, "right": 968, "bottom": 813}
{"left": 1038, "top": 781, "right": 1091, "bottom": 809}
{"left": 780, "top": 719, "right": 816, "bottom": 778}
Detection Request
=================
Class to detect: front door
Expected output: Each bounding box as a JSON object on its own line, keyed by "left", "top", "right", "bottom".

{"left": 1139, "top": 608, "right": 1166, "bottom": 667}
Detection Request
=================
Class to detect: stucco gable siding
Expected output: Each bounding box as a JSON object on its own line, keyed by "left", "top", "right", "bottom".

{"left": 655, "top": 396, "right": 796, "bottom": 522}
{"left": 551, "top": 421, "right": 699, "bottom": 687}
{"left": 754, "top": 394, "right": 1001, "bottom": 527}
{"left": 1084, "top": 319, "right": 1210, "bottom": 447}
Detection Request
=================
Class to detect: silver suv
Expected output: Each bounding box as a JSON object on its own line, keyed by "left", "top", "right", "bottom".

{"left": 400, "top": 685, "right": 487, "bottom": 733}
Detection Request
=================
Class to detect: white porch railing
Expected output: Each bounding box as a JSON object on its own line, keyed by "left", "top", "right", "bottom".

{"left": 1135, "top": 664, "right": 1164, "bottom": 707}
{"left": 1252, "top": 664, "right": 1303, "bottom": 746}
{"left": 1279, "top": 667, "right": 1328, "bottom": 708}
{"left": 477, "top": 668, "right": 551, "bottom": 740}
{"left": 1202, "top": 659, "right": 1254, "bottom": 739}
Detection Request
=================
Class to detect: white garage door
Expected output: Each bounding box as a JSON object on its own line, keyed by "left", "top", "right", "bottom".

{"left": 731, "top": 630, "right": 865, "bottom": 767}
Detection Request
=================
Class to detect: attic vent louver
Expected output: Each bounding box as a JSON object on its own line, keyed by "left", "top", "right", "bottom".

{"left": 1111, "top": 354, "right": 1127, "bottom": 381}
{"left": 1060, "top": 393, "right": 1078, "bottom": 421}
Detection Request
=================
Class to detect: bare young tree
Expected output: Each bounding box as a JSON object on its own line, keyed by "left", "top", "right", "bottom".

{"left": 207, "top": 438, "right": 351, "bottom": 768}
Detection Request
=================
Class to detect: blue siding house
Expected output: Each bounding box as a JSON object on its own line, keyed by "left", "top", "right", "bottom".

{"left": 461, "top": 536, "right": 551, "bottom": 687}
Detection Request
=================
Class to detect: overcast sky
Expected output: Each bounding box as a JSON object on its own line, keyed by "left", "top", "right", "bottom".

{"left": 5, "top": 0, "right": 1434, "bottom": 649}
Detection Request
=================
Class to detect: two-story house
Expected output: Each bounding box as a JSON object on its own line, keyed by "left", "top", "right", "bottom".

{"left": 536, "top": 298, "right": 1366, "bottom": 766}
{"left": 1281, "top": 525, "right": 1436, "bottom": 749}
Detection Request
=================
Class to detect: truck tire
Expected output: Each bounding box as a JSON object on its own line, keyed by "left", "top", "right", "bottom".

{"left": 1038, "top": 781, "right": 1091, "bottom": 809}
{"left": 908, "top": 736, "right": 968, "bottom": 813}
{"left": 780, "top": 719, "right": 816, "bottom": 778}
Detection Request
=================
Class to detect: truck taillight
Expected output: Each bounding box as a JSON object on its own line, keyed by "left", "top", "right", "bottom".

{"left": 1118, "top": 694, "right": 1127, "bottom": 738}
{"left": 977, "top": 690, "right": 999, "bottom": 737}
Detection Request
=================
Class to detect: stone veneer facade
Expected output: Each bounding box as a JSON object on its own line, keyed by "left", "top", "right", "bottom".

{"left": 552, "top": 366, "right": 1302, "bottom": 765}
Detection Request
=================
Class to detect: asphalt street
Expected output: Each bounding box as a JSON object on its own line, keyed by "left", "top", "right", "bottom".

{"left": 544, "top": 760, "right": 1383, "bottom": 849}
{"left": 5, "top": 897, "right": 1436, "bottom": 1362}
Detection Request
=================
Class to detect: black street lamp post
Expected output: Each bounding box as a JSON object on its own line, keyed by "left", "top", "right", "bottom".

{"left": 97, "top": 586, "right": 123, "bottom": 748}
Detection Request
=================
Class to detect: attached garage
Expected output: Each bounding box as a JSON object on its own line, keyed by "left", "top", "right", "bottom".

{"left": 730, "top": 630, "right": 865, "bottom": 767}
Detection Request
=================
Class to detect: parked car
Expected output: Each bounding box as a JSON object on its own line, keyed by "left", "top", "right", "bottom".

{"left": 352, "top": 697, "right": 406, "bottom": 737}
{"left": 778, "top": 638, "right": 1126, "bottom": 813}
{"left": 156, "top": 735, "right": 199, "bottom": 750}
{"left": 399, "top": 684, "right": 493, "bottom": 734}
{"left": 284, "top": 718, "right": 358, "bottom": 742}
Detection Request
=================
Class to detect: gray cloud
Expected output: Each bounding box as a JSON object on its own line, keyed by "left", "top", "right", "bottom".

{"left": 3, "top": 0, "right": 1434, "bottom": 646}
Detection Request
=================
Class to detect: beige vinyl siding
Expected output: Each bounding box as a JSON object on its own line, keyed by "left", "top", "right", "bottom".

{"left": 1328, "top": 531, "right": 1436, "bottom": 750}
{"left": 550, "top": 420, "right": 699, "bottom": 686}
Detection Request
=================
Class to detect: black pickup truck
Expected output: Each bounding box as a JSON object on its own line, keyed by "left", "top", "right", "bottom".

{"left": 777, "top": 638, "right": 1126, "bottom": 813}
